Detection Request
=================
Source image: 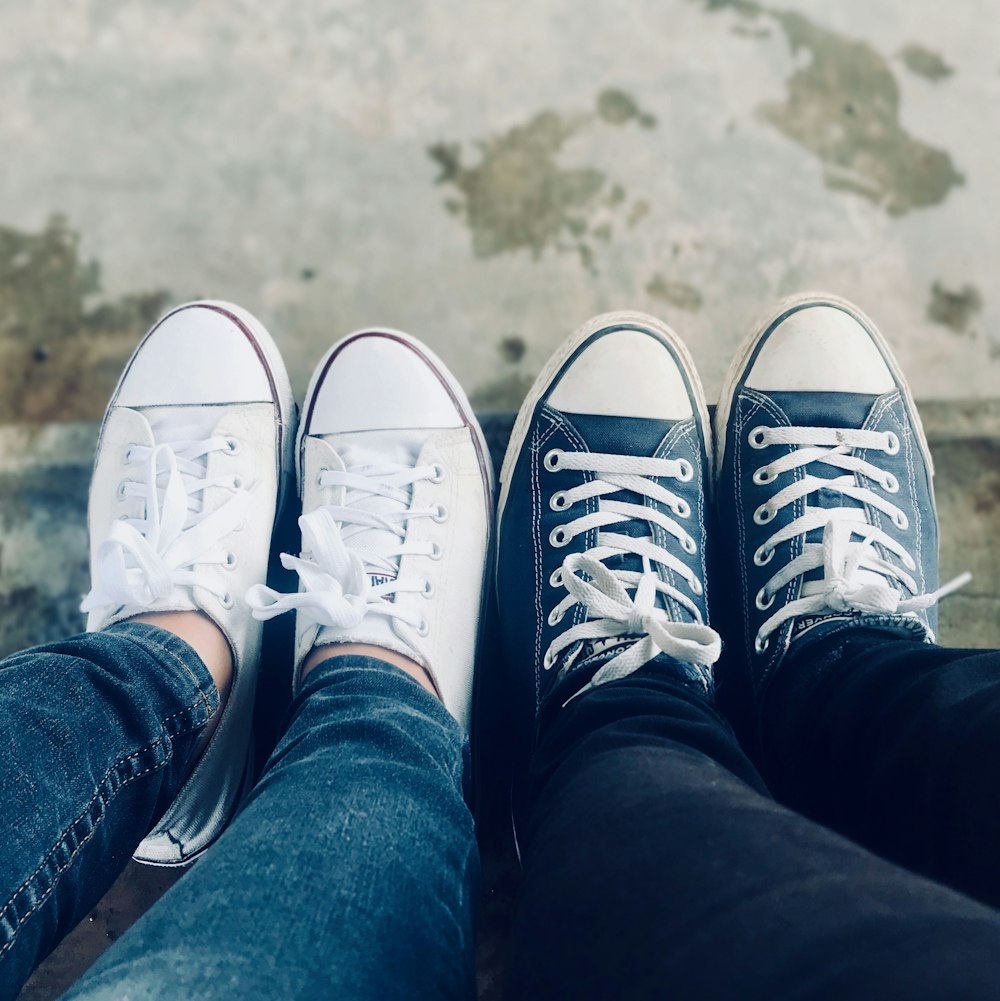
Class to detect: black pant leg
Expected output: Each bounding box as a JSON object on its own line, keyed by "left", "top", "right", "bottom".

{"left": 506, "top": 668, "right": 1000, "bottom": 1001}
{"left": 763, "top": 629, "right": 1000, "bottom": 909}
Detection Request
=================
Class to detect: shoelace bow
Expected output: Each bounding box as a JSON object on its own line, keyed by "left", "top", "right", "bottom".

{"left": 82, "top": 434, "right": 250, "bottom": 613}
{"left": 247, "top": 459, "right": 441, "bottom": 633}
{"left": 542, "top": 448, "right": 721, "bottom": 690}
{"left": 749, "top": 424, "right": 970, "bottom": 651}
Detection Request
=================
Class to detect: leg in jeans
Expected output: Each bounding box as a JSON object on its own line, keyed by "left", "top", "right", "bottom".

{"left": 62, "top": 323, "right": 490, "bottom": 998}
{"left": 506, "top": 664, "right": 1000, "bottom": 1001}
{"left": 763, "top": 629, "right": 1000, "bottom": 908}
{"left": 0, "top": 623, "right": 218, "bottom": 1001}
{"left": 64, "top": 656, "right": 478, "bottom": 1001}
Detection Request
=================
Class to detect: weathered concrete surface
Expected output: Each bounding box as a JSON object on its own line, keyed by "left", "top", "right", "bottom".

{"left": 0, "top": 0, "right": 998, "bottom": 418}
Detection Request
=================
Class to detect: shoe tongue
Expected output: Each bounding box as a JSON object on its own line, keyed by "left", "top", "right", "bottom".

{"left": 559, "top": 412, "right": 684, "bottom": 609}
{"left": 323, "top": 429, "right": 427, "bottom": 591}
{"left": 138, "top": 405, "right": 224, "bottom": 518}
{"left": 765, "top": 391, "right": 884, "bottom": 592}
{"left": 558, "top": 636, "right": 636, "bottom": 678}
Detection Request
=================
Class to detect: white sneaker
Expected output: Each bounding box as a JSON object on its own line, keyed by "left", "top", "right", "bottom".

{"left": 248, "top": 329, "right": 494, "bottom": 732}
{"left": 81, "top": 301, "right": 295, "bottom": 865}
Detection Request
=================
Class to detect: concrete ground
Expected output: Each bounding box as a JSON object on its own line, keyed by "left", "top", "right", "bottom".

{"left": 1, "top": 0, "right": 998, "bottom": 997}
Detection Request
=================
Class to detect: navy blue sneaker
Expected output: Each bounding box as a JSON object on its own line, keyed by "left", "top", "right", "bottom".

{"left": 714, "top": 293, "right": 968, "bottom": 708}
{"left": 496, "top": 312, "right": 721, "bottom": 848}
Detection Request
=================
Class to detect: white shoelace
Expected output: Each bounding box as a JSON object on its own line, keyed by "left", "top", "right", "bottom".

{"left": 749, "top": 424, "right": 970, "bottom": 651}
{"left": 542, "top": 448, "right": 721, "bottom": 690}
{"left": 247, "top": 451, "right": 442, "bottom": 635}
{"left": 82, "top": 419, "right": 249, "bottom": 614}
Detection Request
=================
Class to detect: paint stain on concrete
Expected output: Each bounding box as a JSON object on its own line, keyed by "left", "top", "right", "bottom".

{"left": 596, "top": 88, "right": 657, "bottom": 129}
{"left": 900, "top": 44, "right": 954, "bottom": 81}
{"left": 470, "top": 372, "right": 536, "bottom": 411}
{"left": 927, "top": 281, "right": 983, "bottom": 332}
{"left": 499, "top": 336, "right": 526, "bottom": 363}
{"left": 0, "top": 215, "right": 169, "bottom": 423}
{"left": 704, "top": 1, "right": 964, "bottom": 215}
{"left": 430, "top": 90, "right": 656, "bottom": 267}
{"left": 646, "top": 275, "right": 704, "bottom": 312}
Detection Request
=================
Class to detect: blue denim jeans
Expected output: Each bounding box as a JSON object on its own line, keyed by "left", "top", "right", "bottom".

{"left": 0, "top": 624, "right": 477, "bottom": 1000}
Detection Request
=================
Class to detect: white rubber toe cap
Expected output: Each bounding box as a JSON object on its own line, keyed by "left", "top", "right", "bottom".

{"left": 745, "top": 304, "right": 895, "bottom": 394}
{"left": 116, "top": 303, "right": 274, "bottom": 407}
{"left": 305, "top": 331, "right": 466, "bottom": 434}
{"left": 547, "top": 327, "right": 693, "bottom": 420}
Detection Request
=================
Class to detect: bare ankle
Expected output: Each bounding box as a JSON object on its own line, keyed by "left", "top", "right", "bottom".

{"left": 300, "top": 643, "right": 439, "bottom": 700}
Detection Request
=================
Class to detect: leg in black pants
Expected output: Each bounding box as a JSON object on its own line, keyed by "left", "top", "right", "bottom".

{"left": 764, "top": 627, "right": 1000, "bottom": 910}
{"left": 505, "top": 663, "right": 1000, "bottom": 1001}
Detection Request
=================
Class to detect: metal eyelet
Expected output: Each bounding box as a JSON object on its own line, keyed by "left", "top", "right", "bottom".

{"left": 547, "top": 607, "right": 563, "bottom": 626}
{"left": 428, "top": 542, "right": 443, "bottom": 560}
{"left": 676, "top": 459, "right": 694, "bottom": 482}
{"left": 232, "top": 476, "right": 244, "bottom": 490}
{"left": 884, "top": 431, "right": 900, "bottom": 455}
{"left": 690, "top": 577, "right": 703, "bottom": 596}
{"left": 543, "top": 449, "right": 562, "bottom": 472}
{"left": 225, "top": 437, "right": 240, "bottom": 455}
{"left": 748, "top": 427, "right": 769, "bottom": 449}
{"left": 752, "top": 466, "right": 775, "bottom": 486}
{"left": 432, "top": 504, "right": 448, "bottom": 523}
{"left": 549, "top": 526, "right": 571, "bottom": 548}
{"left": 316, "top": 469, "right": 327, "bottom": 487}
{"left": 893, "top": 511, "right": 909, "bottom": 530}
{"left": 220, "top": 592, "right": 234, "bottom": 609}
{"left": 117, "top": 482, "right": 129, "bottom": 500}
{"left": 882, "top": 473, "right": 899, "bottom": 494}
{"left": 122, "top": 447, "right": 134, "bottom": 464}
{"left": 674, "top": 499, "right": 691, "bottom": 519}
{"left": 681, "top": 535, "right": 697, "bottom": 555}
{"left": 415, "top": 618, "right": 430, "bottom": 637}
{"left": 753, "top": 545, "right": 774, "bottom": 567}
{"left": 755, "top": 587, "right": 775, "bottom": 611}
{"left": 429, "top": 464, "right": 446, "bottom": 484}
{"left": 422, "top": 579, "right": 434, "bottom": 597}
{"left": 224, "top": 552, "right": 238, "bottom": 570}
{"left": 754, "top": 633, "right": 770, "bottom": 654}
{"left": 753, "top": 504, "right": 774, "bottom": 525}
{"left": 549, "top": 567, "right": 564, "bottom": 587}
{"left": 550, "top": 491, "right": 570, "bottom": 512}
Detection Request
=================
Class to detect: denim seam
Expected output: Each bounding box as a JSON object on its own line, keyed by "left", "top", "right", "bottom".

{"left": 123, "top": 631, "right": 218, "bottom": 716}
{"left": 0, "top": 698, "right": 210, "bottom": 957}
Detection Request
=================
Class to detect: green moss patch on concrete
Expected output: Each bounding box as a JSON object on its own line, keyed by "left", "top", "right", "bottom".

{"left": 927, "top": 281, "right": 983, "bottom": 332}
{"left": 429, "top": 90, "right": 656, "bottom": 268}
{"left": 703, "top": 1, "right": 964, "bottom": 216}
{"left": 498, "top": 336, "right": 527, "bottom": 363}
{"left": 0, "top": 215, "right": 168, "bottom": 423}
{"left": 596, "top": 88, "right": 657, "bottom": 129}
{"left": 899, "top": 44, "right": 954, "bottom": 81}
{"left": 646, "top": 275, "right": 704, "bottom": 311}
